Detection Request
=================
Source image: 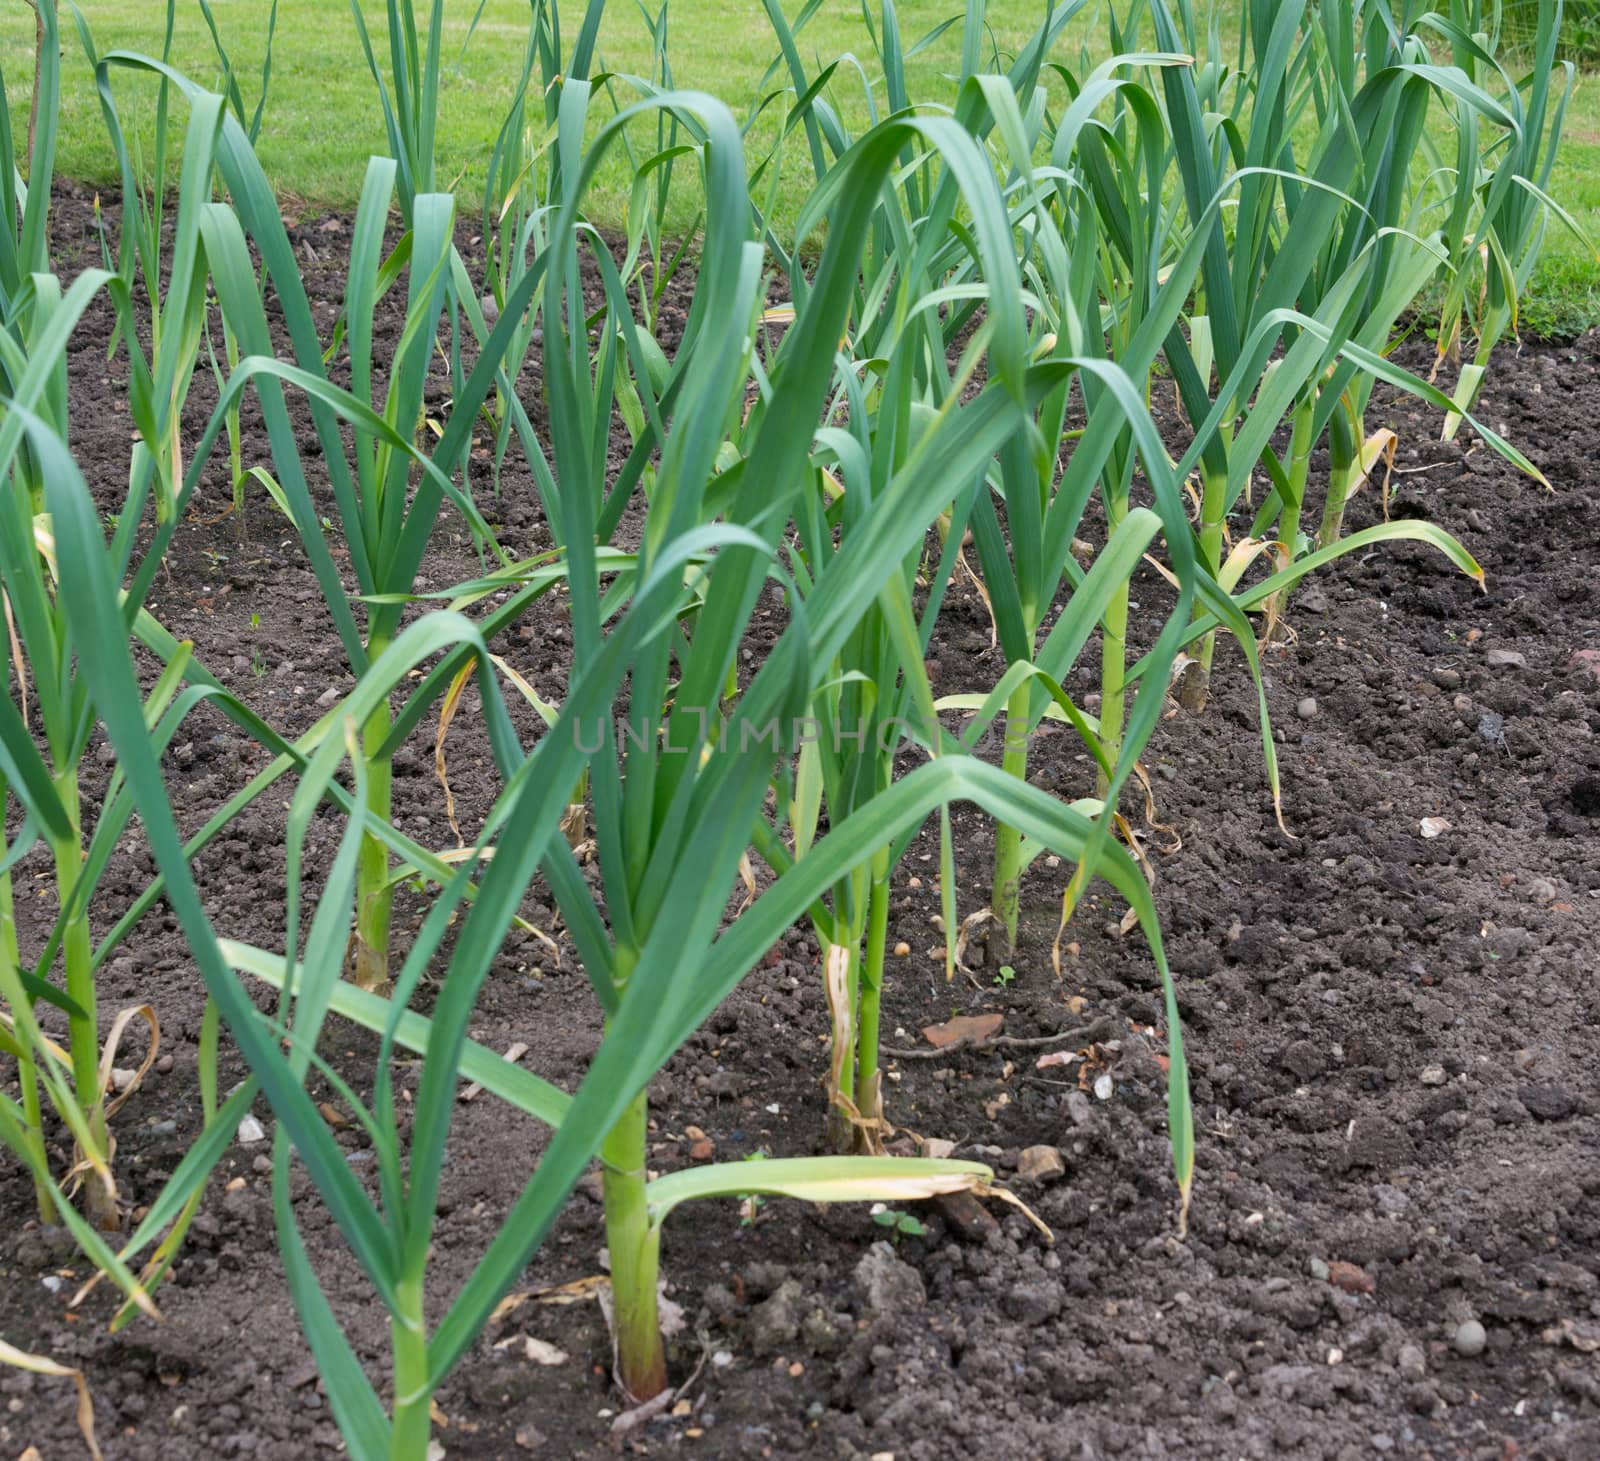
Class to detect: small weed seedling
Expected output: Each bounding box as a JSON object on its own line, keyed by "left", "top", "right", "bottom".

{"left": 871, "top": 1205, "right": 928, "bottom": 1243}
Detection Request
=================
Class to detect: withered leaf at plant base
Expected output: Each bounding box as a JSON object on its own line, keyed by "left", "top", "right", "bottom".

{"left": 490, "top": 1274, "right": 610, "bottom": 1324}
{"left": 0, "top": 1339, "right": 102, "bottom": 1461}
{"left": 921, "top": 1013, "right": 1003, "bottom": 1049}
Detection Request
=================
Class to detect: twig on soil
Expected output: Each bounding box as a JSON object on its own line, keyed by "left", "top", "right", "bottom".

{"left": 881, "top": 1014, "right": 1118, "bottom": 1061}
{"left": 1017, "top": 1075, "right": 1080, "bottom": 1093}
{"left": 609, "top": 1338, "right": 711, "bottom": 1447}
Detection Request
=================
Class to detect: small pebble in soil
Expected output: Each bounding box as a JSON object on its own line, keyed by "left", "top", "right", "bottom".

{"left": 1406, "top": 1383, "right": 1441, "bottom": 1417}
{"left": 854, "top": 1243, "right": 925, "bottom": 1314}
{"left": 1453, "top": 1320, "right": 1487, "bottom": 1357}
{"left": 1520, "top": 1083, "right": 1576, "bottom": 1121}
{"left": 1308, "top": 1257, "right": 1330, "bottom": 1282}
{"left": 1526, "top": 876, "right": 1559, "bottom": 906}
{"left": 1397, "top": 1343, "right": 1426, "bottom": 1379}
{"left": 749, "top": 1290, "right": 805, "bottom": 1364}
{"left": 1003, "top": 1277, "right": 1064, "bottom": 1327}
{"left": 1296, "top": 697, "right": 1318, "bottom": 720}
{"left": 1328, "top": 1260, "right": 1375, "bottom": 1295}
{"left": 156, "top": 1054, "right": 174, "bottom": 1074}
{"left": 237, "top": 1114, "right": 266, "bottom": 1145}
{"left": 1280, "top": 1039, "right": 1328, "bottom": 1082}
{"left": 1373, "top": 1184, "right": 1410, "bottom": 1214}
{"left": 1485, "top": 648, "right": 1527, "bottom": 670}
{"left": 893, "top": 942, "right": 911, "bottom": 957}
{"left": 1420, "top": 1065, "right": 1447, "bottom": 1086}
{"left": 934, "top": 1190, "right": 999, "bottom": 1243}
{"left": 1553, "top": 690, "right": 1588, "bottom": 721}
{"left": 1015, "top": 1145, "right": 1066, "bottom": 1183}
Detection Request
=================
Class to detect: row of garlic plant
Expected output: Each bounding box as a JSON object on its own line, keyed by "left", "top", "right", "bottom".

{"left": 740, "top": 0, "right": 1561, "bottom": 1122}
{"left": 1, "top": 0, "right": 1568, "bottom": 1454}
{"left": 56, "top": 68, "right": 1190, "bottom": 1455}
{"left": 0, "top": 0, "right": 231, "bottom": 1260}
{"left": 1142, "top": 0, "right": 1556, "bottom": 712}
{"left": 0, "top": 3, "right": 1150, "bottom": 1445}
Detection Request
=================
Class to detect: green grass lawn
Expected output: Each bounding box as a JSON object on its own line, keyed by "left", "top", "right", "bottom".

{"left": 6, "top": 1, "right": 1598, "bottom": 330}
{"left": 7, "top": 2, "right": 1062, "bottom": 213}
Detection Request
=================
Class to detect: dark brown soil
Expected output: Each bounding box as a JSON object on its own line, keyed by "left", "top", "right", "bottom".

{"left": 3, "top": 185, "right": 1599, "bottom": 1461}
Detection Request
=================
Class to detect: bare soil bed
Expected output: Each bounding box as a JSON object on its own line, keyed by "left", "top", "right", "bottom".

{"left": 3, "top": 185, "right": 1599, "bottom": 1460}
